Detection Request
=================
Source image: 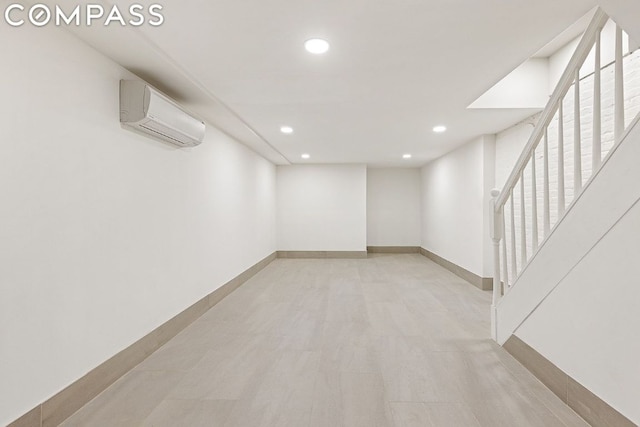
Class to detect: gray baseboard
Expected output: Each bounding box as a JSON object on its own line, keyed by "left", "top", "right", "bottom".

{"left": 367, "top": 246, "right": 420, "bottom": 254}
{"left": 504, "top": 335, "right": 635, "bottom": 427}
{"left": 8, "top": 252, "right": 277, "bottom": 427}
{"left": 419, "top": 248, "right": 492, "bottom": 291}
{"left": 276, "top": 251, "right": 367, "bottom": 259}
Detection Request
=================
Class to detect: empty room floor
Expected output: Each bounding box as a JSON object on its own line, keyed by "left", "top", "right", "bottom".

{"left": 61, "top": 254, "right": 588, "bottom": 426}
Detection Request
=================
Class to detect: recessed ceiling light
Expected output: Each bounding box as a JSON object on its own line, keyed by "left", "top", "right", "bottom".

{"left": 280, "top": 126, "right": 294, "bottom": 134}
{"left": 433, "top": 125, "right": 447, "bottom": 133}
{"left": 305, "top": 38, "right": 330, "bottom": 54}
{"left": 403, "top": 154, "right": 412, "bottom": 159}
{"left": 301, "top": 153, "right": 310, "bottom": 159}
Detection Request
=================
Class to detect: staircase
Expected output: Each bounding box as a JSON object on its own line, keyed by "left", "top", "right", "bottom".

{"left": 489, "top": 8, "right": 640, "bottom": 424}
{"left": 489, "top": 8, "right": 640, "bottom": 342}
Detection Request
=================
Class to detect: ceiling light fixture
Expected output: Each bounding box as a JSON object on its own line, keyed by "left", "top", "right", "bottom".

{"left": 433, "top": 125, "right": 447, "bottom": 133}
{"left": 403, "top": 154, "right": 412, "bottom": 159}
{"left": 280, "top": 126, "right": 294, "bottom": 134}
{"left": 301, "top": 153, "right": 310, "bottom": 159}
{"left": 305, "top": 38, "right": 330, "bottom": 54}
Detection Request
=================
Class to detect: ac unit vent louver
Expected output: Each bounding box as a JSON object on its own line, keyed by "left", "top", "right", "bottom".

{"left": 139, "top": 123, "right": 189, "bottom": 146}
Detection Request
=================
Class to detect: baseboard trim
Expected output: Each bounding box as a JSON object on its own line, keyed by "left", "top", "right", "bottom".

{"left": 504, "top": 335, "right": 635, "bottom": 427}
{"left": 8, "top": 252, "right": 277, "bottom": 427}
{"left": 419, "top": 248, "right": 492, "bottom": 290}
{"left": 276, "top": 251, "right": 367, "bottom": 259}
{"left": 367, "top": 246, "right": 420, "bottom": 254}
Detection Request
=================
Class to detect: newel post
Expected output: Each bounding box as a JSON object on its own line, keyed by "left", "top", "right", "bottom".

{"left": 490, "top": 188, "right": 503, "bottom": 341}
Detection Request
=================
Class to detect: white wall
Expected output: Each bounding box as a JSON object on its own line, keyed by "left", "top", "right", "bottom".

{"left": 420, "top": 136, "right": 495, "bottom": 277}
{"left": 469, "top": 58, "right": 550, "bottom": 109}
{"left": 482, "top": 136, "right": 497, "bottom": 277}
{"left": 366, "top": 168, "right": 421, "bottom": 247}
{"left": 495, "top": 118, "right": 538, "bottom": 189}
{"left": 277, "top": 165, "right": 367, "bottom": 251}
{"left": 0, "top": 25, "right": 276, "bottom": 425}
{"left": 548, "top": 36, "right": 580, "bottom": 95}
{"left": 515, "top": 200, "right": 640, "bottom": 424}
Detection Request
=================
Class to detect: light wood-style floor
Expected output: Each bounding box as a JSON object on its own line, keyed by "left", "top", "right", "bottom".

{"left": 62, "top": 254, "right": 588, "bottom": 426}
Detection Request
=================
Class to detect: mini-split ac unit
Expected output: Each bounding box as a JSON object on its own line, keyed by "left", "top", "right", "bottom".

{"left": 119, "top": 80, "right": 205, "bottom": 147}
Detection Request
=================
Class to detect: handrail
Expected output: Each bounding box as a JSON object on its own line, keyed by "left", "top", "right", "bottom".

{"left": 495, "top": 8, "right": 608, "bottom": 209}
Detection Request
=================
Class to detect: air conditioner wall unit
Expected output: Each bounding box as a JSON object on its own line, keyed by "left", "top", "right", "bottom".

{"left": 119, "top": 80, "right": 205, "bottom": 147}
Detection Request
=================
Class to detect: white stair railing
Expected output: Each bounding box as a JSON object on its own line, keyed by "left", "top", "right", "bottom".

{"left": 490, "top": 8, "right": 638, "bottom": 339}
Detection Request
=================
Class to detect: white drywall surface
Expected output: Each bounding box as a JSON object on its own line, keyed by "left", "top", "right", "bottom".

{"left": 366, "top": 168, "right": 421, "bottom": 247}
{"left": 420, "top": 137, "right": 495, "bottom": 277}
{"left": 276, "top": 165, "right": 367, "bottom": 251}
{"left": 515, "top": 197, "right": 640, "bottom": 424}
{"left": 0, "top": 25, "right": 276, "bottom": 425}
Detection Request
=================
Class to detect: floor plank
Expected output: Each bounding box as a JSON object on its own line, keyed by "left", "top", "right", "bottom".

{"left": 61, "top": 254, "right": 587, "bottom": 427}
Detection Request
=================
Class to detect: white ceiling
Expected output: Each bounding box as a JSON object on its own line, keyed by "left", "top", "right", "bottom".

{"left": 62, "top": 0, "right": 601, "bottom": 166}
